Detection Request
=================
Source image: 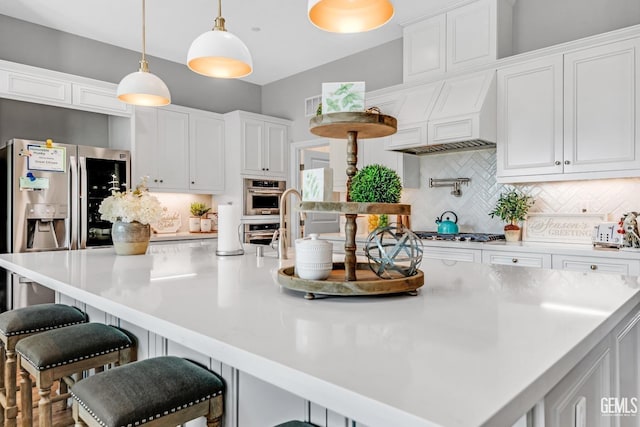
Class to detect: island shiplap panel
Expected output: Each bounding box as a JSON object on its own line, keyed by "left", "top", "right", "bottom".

{"left": 238, "top": 371, "right": 306, "bottom": 426}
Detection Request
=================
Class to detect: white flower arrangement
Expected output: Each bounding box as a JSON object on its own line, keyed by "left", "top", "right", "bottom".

{"left": 99, "top": 177, "right": 163, "bottom": 225}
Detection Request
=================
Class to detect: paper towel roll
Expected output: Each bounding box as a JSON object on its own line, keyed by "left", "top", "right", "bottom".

{"left": 217, "top": 204, "right": 242, "bottom": 253}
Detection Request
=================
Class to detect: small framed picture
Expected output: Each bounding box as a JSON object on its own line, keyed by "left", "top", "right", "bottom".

{"left": 322, "top": 82, "right": 365, "bottom": 113}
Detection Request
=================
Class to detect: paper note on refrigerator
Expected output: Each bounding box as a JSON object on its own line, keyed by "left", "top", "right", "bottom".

{"left": 27, "top": 145, "right": 66, "bottom": 172}
{"left": 19, "top": 176, "right": 49, "bottom": 190}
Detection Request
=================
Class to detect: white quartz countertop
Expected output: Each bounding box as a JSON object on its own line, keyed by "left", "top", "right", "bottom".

{"left": 1, "top": 242, "right": 639, "bottom": 427}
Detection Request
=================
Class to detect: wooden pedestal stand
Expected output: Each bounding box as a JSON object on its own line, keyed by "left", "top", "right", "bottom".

{"left": 277, "top": 112, "right": 424, "bottom": 299}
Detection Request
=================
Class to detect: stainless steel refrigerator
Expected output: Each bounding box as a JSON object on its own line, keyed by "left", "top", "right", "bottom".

{"left": 0, "top": 138, "right": 130, "bottom": 310}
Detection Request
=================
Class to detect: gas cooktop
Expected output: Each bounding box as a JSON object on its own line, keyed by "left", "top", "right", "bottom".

{"left": 413, "top": 232, "right": 505, "bottom": 242}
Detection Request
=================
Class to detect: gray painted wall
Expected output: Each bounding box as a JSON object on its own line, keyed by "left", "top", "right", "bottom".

{"left": 513, "top": 0, "right": 640, "bottom": 54}
{"left": 0, "top": 98, "right": 109, "bottom": 147}
{"left": 0, "top": 14, "right": 261, "bottom": 114}
{"left": 261, "top": 39, "right": 403, "bottom": 142}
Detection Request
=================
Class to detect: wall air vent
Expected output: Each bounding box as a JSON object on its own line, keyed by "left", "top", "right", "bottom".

{"left": 393, "top": 139, "right": 496, "bottom": 155}
{"left": 305, "top": 95, "right": 322, "bottom": 117}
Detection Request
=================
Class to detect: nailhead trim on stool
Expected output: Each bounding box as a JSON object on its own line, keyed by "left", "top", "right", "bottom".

{"left": 71, "top": 356, "right": 224, "bottom": 427}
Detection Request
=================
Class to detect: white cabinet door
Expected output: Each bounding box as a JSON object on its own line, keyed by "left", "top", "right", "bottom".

{"left": 403, "top": 14, "right": 446, "bottom": 83}
{"left": 71, "top": 83, "right": 131, "bottom": 116}
{"left": 497, "top": 55, "right": 564, "bottom": 178}
{"left": 614, "top": 309, "right": 640, "bottom": 427}
{"left": 133, "top": 107, "right": 159, "bottom": 186}
{"left": 0, "top": 68, "right": 71, "bottom": 105}
{"left": 545, "top": 338, "right": 612, "bottom": 427}
{"left": 156, "top": 109, "right": 189, "bottom": 191}
{"left": 446, "top": 0, "right": 496, "bottom": 71}
{"left": 564, "top": 38, "right": 640, "bottom": 173}
{"left": 241, "top": 118, "right": 264, "bottom": 175}
{"left": 264, "top": 122, "right": 287, "bottom": 177}
{"left": 189, "top": 114, "right": 225, "bottom": 193}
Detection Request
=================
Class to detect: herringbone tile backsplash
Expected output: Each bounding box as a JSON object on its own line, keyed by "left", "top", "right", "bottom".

{"left": 402, "top": 149, "right": 640, "bottom": 233}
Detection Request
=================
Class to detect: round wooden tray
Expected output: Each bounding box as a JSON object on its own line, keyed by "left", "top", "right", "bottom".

{"left": 309, "top": 112, "right": 397, "bottom": 139}
{"left": 298, "top": 201, "right": 411, "bottom": 215}
{"left": 277, "top": 262, "right": 424, "bottom": 299}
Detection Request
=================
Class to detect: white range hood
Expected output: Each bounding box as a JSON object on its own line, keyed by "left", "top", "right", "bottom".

{"left": 388, "top": 70, "right": 497, "bottom": 155}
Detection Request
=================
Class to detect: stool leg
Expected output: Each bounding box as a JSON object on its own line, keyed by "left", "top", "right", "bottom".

{"left": 5, "top": 348, "right": 18, "bottom": 427}
{"left": 37, "top": 383, "right": 52, "bottom": 427}
{"left": 58, "top": 379, "right": 68, "bottom": 410}
{"left": 207, "top": 395, "right": 224, "bottom": 427}
{"left": 71, "top": 400, "right": 86, "bottom": 427}
{"left": 18, "top": 364, "right": 32, "bottom": 427}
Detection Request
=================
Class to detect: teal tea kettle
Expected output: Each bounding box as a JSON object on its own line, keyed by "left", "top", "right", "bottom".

{"left": 436, "top": 211, "right": 459, "bottom": 234}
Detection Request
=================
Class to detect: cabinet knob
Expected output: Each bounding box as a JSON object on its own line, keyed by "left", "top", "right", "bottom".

{"left": 266, "top": 168, "right": 269, "bottom": 171}
{"left": 153, "top": 179, "right": 158, "bottom": 183}
{"left": 555, "top": 161, "right": 561, "bottom": 166}
{"left": 191, "top": 181, "right": 195, "bottom": 184}
{"left": 564, "top": 160, "right": 570, "bottom": 165}
{"left": 512, "top": 258, "right": 518, "bottom": 263}
{"left": 590, "top": 264, "right": 597, "bottom": 270}
{"left": 159, "top": 179, "right": 164, "bottom": 183}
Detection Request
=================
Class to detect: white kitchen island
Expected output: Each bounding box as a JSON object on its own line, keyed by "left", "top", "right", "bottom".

{"left": 0, "top": 241, "right": 639, "bottom": 427}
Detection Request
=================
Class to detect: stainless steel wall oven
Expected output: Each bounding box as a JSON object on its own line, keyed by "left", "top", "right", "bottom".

{"left": 243, "top": 178, "right": 285, "bottom": 216}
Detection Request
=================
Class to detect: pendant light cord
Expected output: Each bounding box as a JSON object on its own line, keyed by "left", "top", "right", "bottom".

{"left": 139, "top": 0, "right": 149, "bottom": 71}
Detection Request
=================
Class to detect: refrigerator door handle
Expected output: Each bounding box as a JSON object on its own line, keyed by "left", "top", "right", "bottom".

{"left": 70, "top": 155, "right": 79, "bottom": 250}
{"left": 79, "top": 156, "right": 88, "bottom": 249}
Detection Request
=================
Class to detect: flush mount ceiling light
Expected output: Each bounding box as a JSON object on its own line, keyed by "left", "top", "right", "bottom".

{"left": 187, "top": 0, "right": 253, "bottom": 79}
{"left": 308, "top": 0, "right": 395, "bottom": 33}
{"left": 117, "top": 0, "right": 171, "bottom": 106}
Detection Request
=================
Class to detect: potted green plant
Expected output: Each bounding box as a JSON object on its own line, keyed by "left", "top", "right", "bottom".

{"left": 349, "top": 164, "right": 402, "bottom": 231}
{"left": 189, "top": 202, "right": 211, "bottom": 233}
{"left": 489, "top": 189, "right": 534, "bottom": 242}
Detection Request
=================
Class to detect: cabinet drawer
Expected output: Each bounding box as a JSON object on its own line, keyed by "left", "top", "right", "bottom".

{"left": 423, "top": 247, "right": 481, "bottom": 263}
{"left": 552, "top": 255, "right": 640, "bottom": 275}
{"left": 483, "top": 250, "right": 551, "bottom": 268}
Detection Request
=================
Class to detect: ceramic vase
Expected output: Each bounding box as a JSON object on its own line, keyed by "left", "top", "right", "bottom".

{"left": 200, "top": 218, "right": 212, "bottom": 232}
{"left": 111, "top": 221, "right": 151, "bottom": 255}
{"left": 504, "top": 221, "right": 522, "bottom": 242}
{"left": 189, "top": 217, "right": 201, "bottom": 232}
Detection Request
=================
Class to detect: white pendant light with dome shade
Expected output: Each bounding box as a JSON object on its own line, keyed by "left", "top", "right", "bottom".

{"left": 117, "top": 0, "right": 171, "bottom": 106}
{"left": 187, "top": 0, "right": 253, "bottom": 79}
{"left": 308, "top": 0, "right": 395, "bottom": 33}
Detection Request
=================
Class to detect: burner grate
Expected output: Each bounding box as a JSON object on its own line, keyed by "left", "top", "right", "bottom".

{"left": 413, "top": 232, "right": 505, "bottom": 242}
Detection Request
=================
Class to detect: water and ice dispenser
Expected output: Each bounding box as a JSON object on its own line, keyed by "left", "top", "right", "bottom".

{"left": 25, "top": 203, "right": 68, "bottom": 251}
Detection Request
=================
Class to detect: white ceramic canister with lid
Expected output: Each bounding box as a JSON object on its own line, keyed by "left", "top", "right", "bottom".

{"left": 295, "top": 234, "right": 333, "bottom": 280}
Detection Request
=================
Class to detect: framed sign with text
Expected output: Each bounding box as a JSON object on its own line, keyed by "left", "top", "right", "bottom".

{"left": 27, "top": 145, "right": 66, "bottom": 172}
{"left": 523, "top": 213, "right": 607, "bottom": 244}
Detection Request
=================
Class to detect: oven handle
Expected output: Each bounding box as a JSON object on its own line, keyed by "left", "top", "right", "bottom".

{"left": 247, "top": 189, "right": 284, "bottom": 194}
{"left": 246, "top": 232, "right": 277, "bottom": 238}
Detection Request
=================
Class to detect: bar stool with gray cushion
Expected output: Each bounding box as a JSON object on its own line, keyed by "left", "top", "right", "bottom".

{"left": 71, "top": 356, "right": 224, "bottom": 427}
{"left": 0, "top": 303, "right": 88, "bottom": 427}
{"left": 16, "top": 323, "right": 136, "bottom": 427}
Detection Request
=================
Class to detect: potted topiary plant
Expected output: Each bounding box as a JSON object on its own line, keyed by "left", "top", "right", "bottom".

{"left": 349, "top": 164, "right": 402, "bottom": 231}
{"left": 189, "top": 202, "right": 211, "bottom": 233}
{"left": 489, "top": 189, "right": 534, "bottom": 242}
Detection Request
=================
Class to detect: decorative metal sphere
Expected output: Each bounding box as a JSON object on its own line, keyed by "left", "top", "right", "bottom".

{"left": 364, "top": 225, "right": 423, "bottom": 279}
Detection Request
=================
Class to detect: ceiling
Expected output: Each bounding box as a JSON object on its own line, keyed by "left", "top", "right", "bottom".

{"left": 0, "top": 0, "right": 463, "bottom": 85}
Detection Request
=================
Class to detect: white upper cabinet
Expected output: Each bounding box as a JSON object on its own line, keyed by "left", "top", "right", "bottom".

{"left": 497, "top": 37, "right": 640, "bottom": 182}
{"left": 0, "top": 59, "right": 132, "bottom": 117}
{"left": 497, "top": 55, "right": 564, "bottom": 177}
{"left": 564, "top": 38, "right": 640, "bottom": 174}
{"left": 403, "top": 14, "right": 446, "bottom": 82}
{"left": 189, "top": 113, "right": 225, "bottom": 193}
{"left": 226, "top": 111, "right": 291, "bottom": 179}
{"left": 403, "top": 0, "right": 513, "bottom": 83}
{"left": 134, "top": 106, "right": 225, "bottom": 194}
{"left": 239, "top": 115, "right": 288, "bottom": 177}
